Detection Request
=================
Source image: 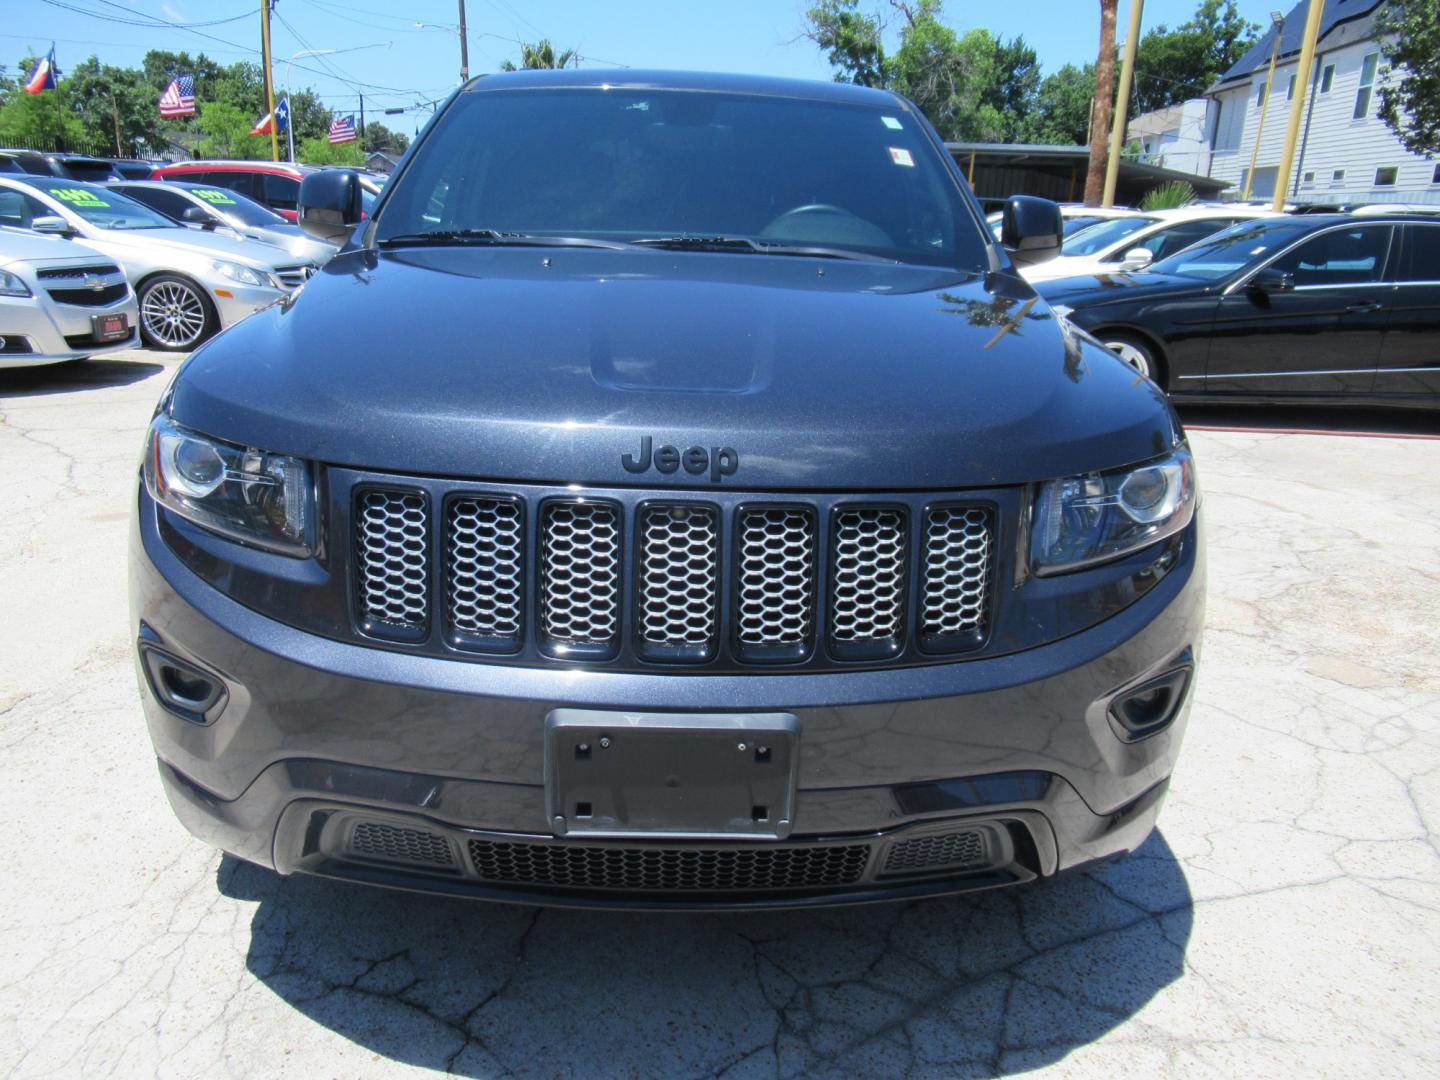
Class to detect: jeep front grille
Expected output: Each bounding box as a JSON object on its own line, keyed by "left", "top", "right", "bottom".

{"left": 355, "top": 489, "right": 430, "bottom": 635}
{"left": 347, "top": 481, "right": 997, "bottom": 669}
{"left": 540, "top": 500, "right": 621, "bottom": 650}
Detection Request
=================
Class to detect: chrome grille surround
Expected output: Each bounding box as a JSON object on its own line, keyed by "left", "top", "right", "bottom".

{"left": 354, "top": 489, "right": 430, "bottom": 636}
{"left": 637, "top": 503, "right": 720, "bottom": 659}
{"left": 539, "top": 500, "right": 622, "bottom": 653}
{"left": 920, "top": 506, "right": 994, "bottom": 647}
{"left": 446, "top": 496, "right": 524, "bottom": 648}
{"left": 829, "top": 506, "right": 908, "bottom": 655}
{"left": 735, "top": 507, "right": 817, "bottom": 659}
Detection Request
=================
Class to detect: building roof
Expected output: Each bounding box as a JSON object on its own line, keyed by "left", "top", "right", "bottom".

{"left": 1215, "top": 0, "right": 1385, "bottom": 86}
{"left": 944, "top": 142, "right": 1229, "bottom": 196}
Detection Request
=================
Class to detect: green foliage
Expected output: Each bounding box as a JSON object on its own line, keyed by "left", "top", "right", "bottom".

{"left": 64, "top": 56, "right": 165, "bottom": 157}
{"left": 1377, "top": 0, "right": 1440, "bottom": 156}
{"left": 803, "top": 0, "right": 887, "bottom": 86}
{"left": 1131, "top": 0, "right": 1260, "bottom": 115}
{"left": 500, "top": 40, "right": 577, "bottom": 71}
{"left": 1021, "top": 63, "right": 1096, "bottom": 145}
{"left": 1138, "top": 179, "right": 1196, "bottom": 210}
{"left": 0, "top": 58, "right": 90, "bottom": 151}
{"left": 195, "top": 102, "right": 267, "bottom": 160}
{"left": 296, "top": 135, "right": 364, "bottom": 166}
{"left": 362, "top": 122, "right": 409, "bottom": 156}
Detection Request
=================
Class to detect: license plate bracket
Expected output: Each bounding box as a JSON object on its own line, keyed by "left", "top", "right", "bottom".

{"left": 545, "top": 709, "right": 800, "bottom": 839}
{"left": 92, "top": 312, "right": 128, "bottom": 342}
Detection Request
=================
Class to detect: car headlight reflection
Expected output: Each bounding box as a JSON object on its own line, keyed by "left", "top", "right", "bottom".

{"left": 0, "top": 269, "right": 32, "bottom": 298}
{"left": 1031, "top": 445, "right": 1196, "bottom": 574}
{"left": 143, "top": 415, "right": 314, "bottom": 556}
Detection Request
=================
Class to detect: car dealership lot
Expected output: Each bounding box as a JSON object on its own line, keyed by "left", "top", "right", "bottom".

{"left": 1, "top": 351, "right": 1436, "bottom": 1079}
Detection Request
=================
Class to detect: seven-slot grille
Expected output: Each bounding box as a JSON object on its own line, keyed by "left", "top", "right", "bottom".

{"left": 353, "top": 489, "right": 995, "bottom": 664}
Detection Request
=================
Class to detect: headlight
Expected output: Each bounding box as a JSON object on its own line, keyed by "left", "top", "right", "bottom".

{"left": 0, "top": 269, "right": 32, "bottom": 298}
{"left": 143, "top": 415, "right": 314, "bottom": 557}
{"left": 210, "top": 259, "right": 268, "bottom": 288}
{"left": 1031, "top": 446, "right": 1196, "bottom": 575}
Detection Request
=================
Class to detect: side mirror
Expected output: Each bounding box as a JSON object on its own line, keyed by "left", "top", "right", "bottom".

{"left": 1120, "top": 247, "right": 1154, "bottom": 270}
{"left": 1249, "top": 267, "right": 1295, "bottom": 293}
{"left": 180, "top": 205, "right": 217, "bottom": 230}
{"left": 31, "top": 214, "right": 70, "bottom": 235}
{"left": 298, "top": 169, "right": 363, "bottom": 244}
{"left": 1000, "top": 195, "right": 1063, "bottom": 267}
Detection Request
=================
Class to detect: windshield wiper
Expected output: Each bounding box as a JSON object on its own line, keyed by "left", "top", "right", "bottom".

{"left": 377, "top": 229, "right": 630, "bottom": 250}
{"left": 631, "top": 236, "right": 888, "bottom": 262}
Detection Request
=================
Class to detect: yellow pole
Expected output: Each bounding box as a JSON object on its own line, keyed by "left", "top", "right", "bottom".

{"left": 967, "top": 149, "right": 976, "bottom": 186}
{"left": 1272, "top": 0, "right": 1324, "bottom": 212}
{"left": 1102, "top": 0, "right": 1144, "bottom": 207}
{"left": 1242, "top": 29, "right": 1283, "bottom": 201}
{"left": 260, "top": 0, "right": 280, "bottom": 162}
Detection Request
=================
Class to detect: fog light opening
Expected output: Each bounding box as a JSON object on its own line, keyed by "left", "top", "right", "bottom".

{"left": 139, "top": 644, "right": 228, "bottom": 724}
{"left": 1108, "top": 666, "right": 1191, "bottom": 741}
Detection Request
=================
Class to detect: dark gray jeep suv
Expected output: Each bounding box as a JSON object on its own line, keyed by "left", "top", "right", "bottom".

{"left": 131, "top": 70, "right": 1204, "bottom": 908}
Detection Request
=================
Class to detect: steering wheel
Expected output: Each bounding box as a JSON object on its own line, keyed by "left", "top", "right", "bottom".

{"left": 766, "top": 203, "right": 852, "bottom": 227}
{"left": 760, "top": 203, "right": 893, "bottom": 248}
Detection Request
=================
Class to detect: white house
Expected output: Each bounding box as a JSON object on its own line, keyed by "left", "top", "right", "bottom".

{"left": 1127, "top": 98, "right": 1214, "bottom": 175}
{"left": 1205, "top": 0, "right": 1438, "bottom": 205}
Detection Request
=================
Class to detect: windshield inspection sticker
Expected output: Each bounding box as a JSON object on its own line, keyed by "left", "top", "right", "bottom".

{"left": 195, "top": 188, "right": 237, "bottom": 205}
{"left": 882, "top": 115, "right": 903, "bottom": 130}
{"left": 52, "top": 187, "right": 110, "bottom": 208}
{"left": 888, "top": 147, "right": 915, "bottom": 167}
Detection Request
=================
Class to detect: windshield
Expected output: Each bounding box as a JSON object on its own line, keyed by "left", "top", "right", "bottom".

{"left": 1061, "top": 215, "right": 1158, "bottom": 257}
{"left": 377, "top": 87, "right": 985, "bottom": 268}
{"left": 180, "top": 184, "right": 287, "bottom": 227}
{"left": 24, "top": 177, "right": 174, "bottom": 229}
{"left": 1062, "top": 215, "right": 1108, "bottom": 237}
{"left": 1148, "top": 219, "right": 1318, "bottom": 280}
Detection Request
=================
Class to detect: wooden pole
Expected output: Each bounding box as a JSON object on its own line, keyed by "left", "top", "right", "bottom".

{"left": 260, "top": 0, "right": 280, "bottom": 162}
{"left": 1243, "top": 27, "right": 1284, "bottom": 201}
{"left": 1102, "top": 0, "right": 1143, "bottom": 207}
{"left": 1272, "top": 0, "right": 1324, "bottom": 211}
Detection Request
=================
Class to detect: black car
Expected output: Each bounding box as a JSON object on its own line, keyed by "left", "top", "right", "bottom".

{"left": 1037, "top": 214, "right": 1440, "bottom": 407}
{"left": 130, "top": 70, "right": 1204, "bottom": 909}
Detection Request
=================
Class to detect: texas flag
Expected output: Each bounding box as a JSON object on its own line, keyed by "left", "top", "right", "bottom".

{"left": 250, "top": 95, "right": 290, "bottom": 136}
{"left": 23, "top": 46, "right": 59, "bottom": 94}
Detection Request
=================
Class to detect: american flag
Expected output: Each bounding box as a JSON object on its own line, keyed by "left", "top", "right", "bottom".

{"left": 158, "top": 75, "right": 195, "bottom": 117}
{"left": 328, "top": 115, "right": 358, "bottom": 144}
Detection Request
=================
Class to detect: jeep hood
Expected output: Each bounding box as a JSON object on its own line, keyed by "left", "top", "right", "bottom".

{"left": 170, "top": 247, "right": 1180, "bottom": 489}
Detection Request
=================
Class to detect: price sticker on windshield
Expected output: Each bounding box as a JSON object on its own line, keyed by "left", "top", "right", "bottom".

{"left": 888, "top": 147, "right": 915, "bottom": 167}
{"left": 52, "top": 187, "right": 111, "bottom": 208}
{"left": 194, "top": 188, "right": 237, "bottom": 205}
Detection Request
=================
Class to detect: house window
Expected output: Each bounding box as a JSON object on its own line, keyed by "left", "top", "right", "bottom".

{"left": 1302, "top": 171, "right": 1316, "bottom": 186}
{"left": 1320, "top": 64, "right": 1335, "bottom": 93}
{"left": 1287, "top": 74, "right": 1296, "bottom": 101}
{"left": 1331, "top": 169, "right": 1346, "bottom": 186}
{"left": 1432, "top": 163, "right": 1440, "bottom": 185}
{"left": 1256, "top": 80, "right": 1268, "bottom": 108}
{"left": 1375, "top": 166, "right": 1399, "bottom": 186}
{"left": 1354, "top": 52, "right": 1379, "bottom": 118}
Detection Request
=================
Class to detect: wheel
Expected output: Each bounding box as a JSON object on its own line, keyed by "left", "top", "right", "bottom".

{"left": 138, "top": 274, "right": 217, "bottom": 351}
{"left": 1101, "top": 333, "right": 1165, "bottom": 386}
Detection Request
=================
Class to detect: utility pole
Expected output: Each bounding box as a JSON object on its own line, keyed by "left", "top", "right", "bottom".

{"left": 1272, "top": 0, "right": 1324, "bottom": 211}
{"left": 1243, "top": 13, "right": 1286, "bottom": 202}
{"left": 110, "top": 91, "right": 122, "bottom": 156}
{"left": 1084, "top": 0, "right": 1119, "bottom": 207}
{"left": 259, "top": 0, "right": 280, "bottom": 161}
{"left": 1102, "top": 0, "right": 1144, "bottom": 207}
{"left": 359, "top": 93, "right": 366, "bottom": 152}
{"left": 457, "top": 0, "right": 470, "bottom": 82}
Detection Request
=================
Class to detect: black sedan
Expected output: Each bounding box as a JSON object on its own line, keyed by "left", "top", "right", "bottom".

{"left": 1036, "top": 214, "right": 1440, "bottom": 408}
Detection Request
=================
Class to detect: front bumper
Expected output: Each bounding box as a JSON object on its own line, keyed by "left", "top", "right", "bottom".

{"left": 132, "top": 491, "right": 1205, "bottom": 908}
{"left": 209, "top": 282, "right": 287, "bottom": 328}
{"left": 0, "top": 291, "right": 138, "bottom": 367}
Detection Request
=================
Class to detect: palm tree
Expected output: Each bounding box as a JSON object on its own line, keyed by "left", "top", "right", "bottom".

{"left": 1084, "top": 0, "right": 1118, "bottom": 206}
{"left": 500, "top": 40, "right": 578, "bottom": 71}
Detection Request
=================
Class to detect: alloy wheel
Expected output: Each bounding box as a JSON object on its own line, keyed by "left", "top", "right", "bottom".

{"left": 141, "top": 281, "right": 208, "bottom": 348}
{"left": 1103, "top": 339, "right": 1152, "bottom": 379}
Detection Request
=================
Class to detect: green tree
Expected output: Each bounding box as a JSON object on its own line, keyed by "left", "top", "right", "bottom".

{"left": 984, "top": 35, "right": 1041, "bottom": 142}
{"left": 1377, "top": 0, "right": 1440, "bottom": 156}
{"left": 1021, "top": 63, "right": 1096, "bottom": 144}
{"left": 296, "top": 134, "right": 364, "bottom": 166}
{"left": 1131, "top": 0, "right": 1260, "bottom": 115}
{"left": 500, "top": 40, "right": 577, "bottom": 70}
{"left": 65, "top": 56, "right": 165, "bottom": 157}
{"left": 362, "top": 122, "right": 409, "bottom": 156}
{"left": 195, "top": 101, "right": 267, "bottom": 159}
{"left": 803, "top": 0, "right": 887, "bottom": 86}
{"left": 0, "top": 57, "right": 90, "bottom": 151}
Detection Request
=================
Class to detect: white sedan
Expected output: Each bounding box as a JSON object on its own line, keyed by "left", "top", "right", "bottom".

{"left": 1021, "top": 205, "right": 1280, "bottom": 282}
{"left": 0, "top": 228, "right": 138, "bottom": 369}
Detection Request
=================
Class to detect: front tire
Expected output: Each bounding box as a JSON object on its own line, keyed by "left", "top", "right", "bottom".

{"left": 139, "top": 274, "right": 217, "bottom": 351}
{"left": 1101, "top": 332, "right": 1165, "bottom": 387}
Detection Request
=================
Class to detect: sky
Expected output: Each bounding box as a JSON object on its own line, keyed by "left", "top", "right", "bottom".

{"left": 7, "top": 1, "right": 1285, "bottom": 132}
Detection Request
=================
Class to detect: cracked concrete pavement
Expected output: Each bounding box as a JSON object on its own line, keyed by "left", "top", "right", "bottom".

{"left": 1, "top": 350, "right": 1438, "bottom": 1078}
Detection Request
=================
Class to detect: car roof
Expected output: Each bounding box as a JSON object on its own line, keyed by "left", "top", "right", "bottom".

{"left": 158, "top": 160, "right": 313, "bottom": 175}
{"left": 462, "top": 67, "right": 907, "bottom": 108}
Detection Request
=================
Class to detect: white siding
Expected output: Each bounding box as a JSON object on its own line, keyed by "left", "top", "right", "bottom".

{"left": 1208, "top": 34, "right": 1440, "bottom": 205}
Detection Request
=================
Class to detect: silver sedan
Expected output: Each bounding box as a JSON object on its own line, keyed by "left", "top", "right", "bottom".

{"left": 0, "top": 176, "right": 315, "bottom": 350}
